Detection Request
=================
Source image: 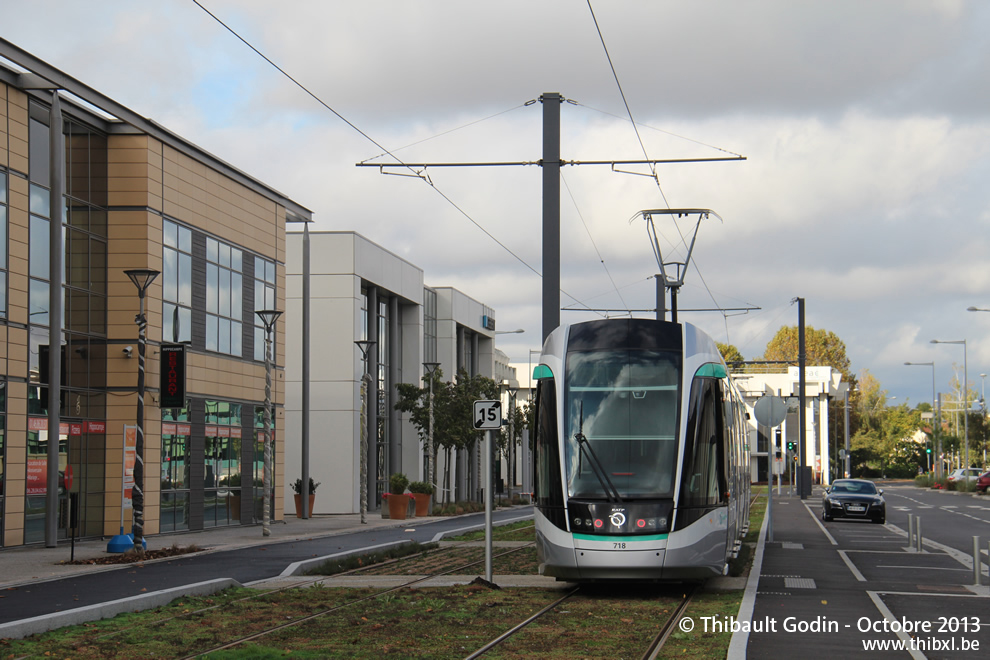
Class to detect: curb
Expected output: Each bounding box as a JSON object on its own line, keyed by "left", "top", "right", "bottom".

{"left": 0, "top": 578, "right": 241, "bottom": 640}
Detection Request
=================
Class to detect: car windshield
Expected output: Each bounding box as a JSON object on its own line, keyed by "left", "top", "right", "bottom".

{"left": 830, "top": 481, "right": 877, "bottom": 495}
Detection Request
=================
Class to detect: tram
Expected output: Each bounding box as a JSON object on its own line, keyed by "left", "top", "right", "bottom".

{"left": 532, "top": 318, "right": 751, "bottom": 581}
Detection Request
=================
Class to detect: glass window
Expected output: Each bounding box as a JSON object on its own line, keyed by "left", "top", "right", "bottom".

{"left": 253, "top": 256, "right": 276, "bottom": 361}
{"left": 162, "top": 220, "right": 192, "bottom": 344}
{"left": 424, "top": 288, "right": 437, "bottom": 364}
{"left": 564, "top": 349, "right": 682, "bottom": 500}
{"left": 676, "top": 377, "right": 730, "bottom": 529}
{"left": 29, "top": 115, "right": 50, "bottom": 187}
{"left": 204, "top": 401, "right": 243, "bottom": 527}
{"left": 160, "top": 408, "right": 191, "bottom": 533}
{"left": 30, "top": 183, "right": 50, "bottom": 219}
{"left": 207, "top": 238, "right": 243, "bottom": 357}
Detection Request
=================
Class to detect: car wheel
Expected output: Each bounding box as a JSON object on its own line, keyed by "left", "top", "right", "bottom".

{"left": 822, "top": 509, "right": 832, "bottom": 522}
{"left": 874, "top": 517, "right": 885, "bottom": 524}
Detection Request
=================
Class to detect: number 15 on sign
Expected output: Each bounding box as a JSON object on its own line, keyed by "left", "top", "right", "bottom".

{"left": 474, "top": 400, "right": 502, "bottom": 430}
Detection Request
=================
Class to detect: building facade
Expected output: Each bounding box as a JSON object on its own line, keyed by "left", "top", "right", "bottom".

{"left": 731, "top": 367, "right": 849, "bottom": 486}
{"left": 284, "top": 231, "right": 498, "bottom": 514}
{"left": 0, "top": 41, "right": 309, "bottom": 548}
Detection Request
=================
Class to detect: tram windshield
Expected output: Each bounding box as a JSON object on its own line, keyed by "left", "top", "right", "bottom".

{"left": 564, "top": 349, "right": 681, "bottom": 500}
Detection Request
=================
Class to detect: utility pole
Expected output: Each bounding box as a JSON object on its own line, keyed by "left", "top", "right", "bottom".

{"left": 797, "top": 297, "right": 808, "bottom": 499}
{"left": 542, "top": 93, "right": 561, "bottom": 342}
{"left": 357, "top": 92, "right": 746, "bottom": 346}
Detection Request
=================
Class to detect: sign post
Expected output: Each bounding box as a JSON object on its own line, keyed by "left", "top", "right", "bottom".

{"left": 753, "top": 395, "right": 788, "bottom": 544}
{"left": 474, "top": 400, "right": 502, "bottom": 582}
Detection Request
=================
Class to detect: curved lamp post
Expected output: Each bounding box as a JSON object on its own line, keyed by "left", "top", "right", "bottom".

{"left": 124, "top": 268, "right": 159, "bottom": 552}
{"left": 931, "top": 339, "right": 968, "bottom": 470}
{"left": 256, "top": 309, "right": 282, "bottom": 537}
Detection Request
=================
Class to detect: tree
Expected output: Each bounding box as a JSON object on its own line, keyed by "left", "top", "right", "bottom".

{"left": 394, "top": 368, "right": 500, "bottom": 505}
{"left": 762, "top": 325, "right": 852, "bottom": 382}
{"left": 717, "top": 342, "right": 745, "bottom": 365}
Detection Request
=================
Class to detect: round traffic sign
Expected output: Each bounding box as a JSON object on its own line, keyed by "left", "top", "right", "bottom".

{"left": 753, "top": 395, "right": 787, "bottom": 428}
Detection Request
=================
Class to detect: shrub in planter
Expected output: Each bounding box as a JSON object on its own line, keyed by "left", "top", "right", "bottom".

{"left": 389, "top": 473, "right": 409, "bottom": 495}
{"left": 292, "top": 477, "right": 321, "bottom": 494}
{"left": 408, "top": 481, "right": 434, "bottom": 516}
{"left": 387, "top": 473, "right": 411, "bottom": 520}
{"left": 408, "top": 481, "right": 434, "bottom": 495}
{"left": 292, "top": 477, "right": 321, "bottom": 518}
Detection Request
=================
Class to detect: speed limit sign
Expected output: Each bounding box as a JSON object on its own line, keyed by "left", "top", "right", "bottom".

{"left": 474, "top": 400, "right": 502, "bottom": 430}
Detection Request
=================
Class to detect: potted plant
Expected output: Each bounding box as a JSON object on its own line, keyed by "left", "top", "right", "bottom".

{"left": 292, "top": 477, "right": 321, "bottom": 518}
{"left": 408, "top": 481, "right": 434, "bottom": 517}
{"left": 387, "top": 473, "right": 410, "bottom": 520}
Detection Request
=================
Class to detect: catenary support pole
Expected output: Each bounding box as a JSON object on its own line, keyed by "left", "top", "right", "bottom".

{"left": 541, "top": 92, "right": 561, "bottom": 343}
{"left": 797, "top": 297, "right": 807, "bottom": 499}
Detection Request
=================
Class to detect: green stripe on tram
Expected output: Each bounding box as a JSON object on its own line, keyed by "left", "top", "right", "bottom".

{"left": 533, "top": 364, "right": 553, "bottom": 380}
{"left": 695, "top": 362, "right": 727, "bottom": 379}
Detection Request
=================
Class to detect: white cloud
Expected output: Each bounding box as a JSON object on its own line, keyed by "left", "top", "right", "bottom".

{"left": 3, "top": 0, "right": 990, "bottom": 406}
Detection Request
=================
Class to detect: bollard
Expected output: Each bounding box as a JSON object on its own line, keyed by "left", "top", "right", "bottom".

{"left": 907, "top": 514, "right": 914, "bottom": 550}
{"left": 916, "top": 518, "right": 923, "bottom": 553}
{"left": 975, "top": 537, "right": 982, "bottom": 587}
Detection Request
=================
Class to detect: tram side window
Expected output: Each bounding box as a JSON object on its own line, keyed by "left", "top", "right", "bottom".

{"left": 534, "top": 378, "right": 566, "bottom": 526}
{"left": 677, "top": 378, "right": 728, "bottom": 528}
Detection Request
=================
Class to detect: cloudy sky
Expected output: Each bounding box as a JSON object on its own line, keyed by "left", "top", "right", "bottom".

{"left": 3, "top": 1, "right": 990, "bottom": 406}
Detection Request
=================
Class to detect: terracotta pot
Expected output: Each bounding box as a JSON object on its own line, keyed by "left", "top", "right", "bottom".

{"left": 412, "top": 493, "right": 432, "bottom": 517}
{"left": 387, "top": 493, "right": 408, "bottom": 520}
{"left": 294, "top": 493, "right": 316, "bottom": 518}
{"left": 228, "top": 495, "right": 241, "bottom": 521}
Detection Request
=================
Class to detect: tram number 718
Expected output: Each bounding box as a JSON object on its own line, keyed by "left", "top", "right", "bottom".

{"left": 613, "top": 542, "right": 627, "bottom": 550}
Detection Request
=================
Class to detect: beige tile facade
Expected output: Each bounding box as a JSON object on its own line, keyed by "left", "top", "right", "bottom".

{"left": 1, "top": 66, "right": 305, "bottom": 548}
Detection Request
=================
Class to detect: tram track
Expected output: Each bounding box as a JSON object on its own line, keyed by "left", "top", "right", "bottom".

{"left": 461, "top": 584, "right": 697, "bottom": 660}
{"left": 86, "top": 524, "right": 535, "bottom": 647}
{"left": 177, "top": 538, "right": 537, "bottom": 658}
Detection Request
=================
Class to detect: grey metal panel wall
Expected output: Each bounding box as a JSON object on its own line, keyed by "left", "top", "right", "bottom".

{"left": 242, "top": 254, "right": 257, "bottom": 361}
{"left": 187, "top": 398, "right": 205, "bottom": 530}
{"left": 190, "top": 231, "right": 207, "bottom": 352}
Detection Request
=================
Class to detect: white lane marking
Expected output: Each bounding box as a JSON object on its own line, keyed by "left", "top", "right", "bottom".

{"left": 804, "top": 502, "right": 837, "bottom": 546}
{"left": 867, "top": 591, "right": 927, "bottom": 660}
{"left": 837, "top": 550, "right": 866, "bottom": 582}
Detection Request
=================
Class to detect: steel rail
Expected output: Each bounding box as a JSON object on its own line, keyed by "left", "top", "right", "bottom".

{"left": 641, "top": 587, "right": 697, "bottom": 660}
{"left": 102, "top": 524, "right": 536, "bottom": 644}
{"left": 462, "top": 586, "right": 582, "bottom": 659}
{"left": 179, "top": 542, "right": 536, "bottom": 659}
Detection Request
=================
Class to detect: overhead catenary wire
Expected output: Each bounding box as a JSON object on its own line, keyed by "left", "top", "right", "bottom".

{"left": 561, "top": 171, "right": 629, "bottom": 312}
{"left": 191, "top": 0, "right": 608, "bottom": 316}
{"left": 587, "top": 1, "right": 741, "bottom": 325}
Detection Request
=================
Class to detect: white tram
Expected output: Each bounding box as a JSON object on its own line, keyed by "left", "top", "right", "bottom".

{"left": 532, "top": 318, "right": 750, "bottom": 581}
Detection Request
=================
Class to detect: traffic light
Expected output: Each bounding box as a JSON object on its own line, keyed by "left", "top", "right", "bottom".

{"left": 786, "top": 440, "right": 796, "bottom": 452}
{"left": 926, "top": 447, "right": 932, "bottom": 454}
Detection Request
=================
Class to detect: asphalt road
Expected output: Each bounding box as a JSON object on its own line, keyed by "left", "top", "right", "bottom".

{"left": 0, "top": 507, "right": 533, "bottom": 626}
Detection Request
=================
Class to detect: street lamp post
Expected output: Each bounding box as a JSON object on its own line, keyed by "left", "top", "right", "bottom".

{"left": 905, "top": 361, "right": 937, "bottom": 477}
{"left": 423, "top": 362, "right": 441, "bottom": 491}
{"left": 256, "top": 309, "right": 283, "bottom": 537}
{"left": 356, "top": 341, "right": 377, "bottom": 524}
{"left": 124, "top": 268, "right": 160, "bottom": 553}
{"left": 931, "top": 339, "right": 969, "bottom": 470}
